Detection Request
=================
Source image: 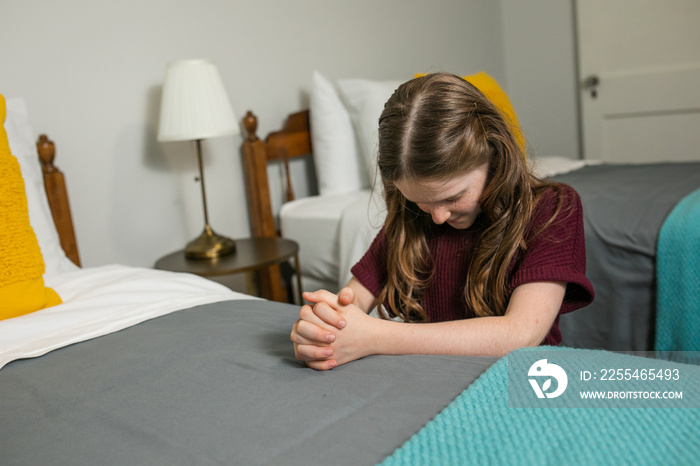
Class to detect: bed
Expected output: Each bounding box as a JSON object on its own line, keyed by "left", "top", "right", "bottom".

{"left": 2, "top": 91, "right": 699, "bottom": 465}
{"left": 242, "top": 71, "right": 700, "bottom": 352}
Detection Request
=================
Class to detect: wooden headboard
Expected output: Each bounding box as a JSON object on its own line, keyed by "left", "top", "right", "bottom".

{"left": 241, "top": 110, "right": 312, "bottom": 301}
{"left": 37, "top": 134, "right": 81, "bottom": 267}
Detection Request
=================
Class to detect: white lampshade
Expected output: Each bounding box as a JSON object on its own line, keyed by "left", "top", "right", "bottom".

{"left": 157, "top": 59, "right": 239, "bottom": 142}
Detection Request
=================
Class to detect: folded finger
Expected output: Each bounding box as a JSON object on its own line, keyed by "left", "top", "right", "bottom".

{"left": 301, "top": 289, "right": 329, "bottom": 304}
{"left": 292, "top": 319, "right": 336, "bottom": 344}
{"left": 313, "top": 302, "right": 346, "bottom": 329}
{"left": 306, "top": 359, "right": 338, "bottom": 371}
{"left": 338, "top": 287, "right": 356, "bottom": 306}
{"left": 294, "top": 343, "right": 335, "bottom": 362}
{"left": 303, "top": 289, "right": 343, "bottom": 308}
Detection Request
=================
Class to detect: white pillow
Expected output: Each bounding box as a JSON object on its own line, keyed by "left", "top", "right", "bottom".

{"left": 530, "top": 155, "right": 601, "bottom": 178}
{"left": 310, "top": 71, "right": 368, "bottom": 195}
{"left": 336, "top": 78, "right": 403, "bottom": 190}
{"left": 4, "top": 97, "right": 78, "bottom": 276}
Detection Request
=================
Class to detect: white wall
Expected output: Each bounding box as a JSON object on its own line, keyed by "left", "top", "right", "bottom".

{"left": 2, "top": 0, "right": 506, "bottom": 268}
{"left": 500, "top": 0, "right": 580, "bottom": 159}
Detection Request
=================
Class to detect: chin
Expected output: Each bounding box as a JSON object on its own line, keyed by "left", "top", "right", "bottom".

{"left": 448, "top": 218, "right": 474, "bottom": 229}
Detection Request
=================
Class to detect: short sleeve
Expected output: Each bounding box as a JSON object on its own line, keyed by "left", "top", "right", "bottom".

{"left": 509, "top": 185, "right": 594, "bottom": 314}
{"left": 350, "top": 228, "right": 388, "bottom": 298}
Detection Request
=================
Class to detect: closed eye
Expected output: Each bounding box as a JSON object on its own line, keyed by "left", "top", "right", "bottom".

{"left": 442, "top": 193, "right": 464, "bottom": 204}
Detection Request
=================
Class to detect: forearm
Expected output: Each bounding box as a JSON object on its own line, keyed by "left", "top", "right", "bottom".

{"left": 369, "top": 315, "right": 542, "bottom": 358}
{"left": 368, "top": 282, "right": 565, "bottom": 357}
{"left": 296, "top": 281, "right": 565, "bottom": 368}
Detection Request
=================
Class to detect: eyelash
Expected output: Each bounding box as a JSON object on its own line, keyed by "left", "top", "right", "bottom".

{"left": 418, "top": 197, "right": 458, "bottom": 208}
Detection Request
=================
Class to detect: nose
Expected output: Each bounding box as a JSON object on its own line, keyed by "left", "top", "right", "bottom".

{"left": 427, "top": 205, "right": 451, "bottom": 225}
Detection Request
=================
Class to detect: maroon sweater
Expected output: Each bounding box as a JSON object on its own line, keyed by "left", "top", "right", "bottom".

{"left": 351, "top": 185, "right": 594, "bottom": 345}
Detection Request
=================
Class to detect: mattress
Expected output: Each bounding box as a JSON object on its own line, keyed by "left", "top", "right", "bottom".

{"left": 280, "top": 190, "right": 371, "bottom": 289}
{"left": 1, "top": 298, "right": 497, "bottom": 465}
{"left": 0, "top": 264, "right": 245, "bottom": 369}
{"left": 3, "top": 298, "right": 697, "bottom": 465}
{"left": 555, "top": 162, "right": 700, "bottom": 350}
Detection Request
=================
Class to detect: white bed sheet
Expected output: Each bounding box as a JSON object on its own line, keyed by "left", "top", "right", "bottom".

{"left": 279, "top": 156, "right": 601, "bottom": 293}
{"left": 0, "top": 264, "right": 250, "bottom": 369}
{"left": 530, "top": 155, "right": 601, "bottom": 178}
{"left": 280, "top": 191, "right": 370, "bottom": 285}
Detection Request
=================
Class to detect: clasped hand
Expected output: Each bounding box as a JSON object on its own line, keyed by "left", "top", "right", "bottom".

{"left": 290, "top": 288, "right": 374, "bottom": 370}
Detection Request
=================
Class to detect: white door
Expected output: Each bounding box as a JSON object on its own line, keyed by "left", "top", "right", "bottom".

{"left": 577, "top": 0, "right": 700, "bottom": 163}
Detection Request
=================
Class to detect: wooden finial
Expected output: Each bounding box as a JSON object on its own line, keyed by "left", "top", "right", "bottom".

{"left": 243, "top": 111, "right": 259, "bottom": 142}
{"left": 36, "top": 134, "right": 58, "bottom": 174}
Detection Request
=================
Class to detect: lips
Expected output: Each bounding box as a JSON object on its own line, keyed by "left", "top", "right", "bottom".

{"left": 447, "top": 213, "right": 477, "bottom": 229}
{"left": 448, "top": 217, "right": 468, "bottom": 228}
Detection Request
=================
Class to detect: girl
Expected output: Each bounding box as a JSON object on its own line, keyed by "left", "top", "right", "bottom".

{"left": 291, "top": 72, "right": 593, "bottom": 370}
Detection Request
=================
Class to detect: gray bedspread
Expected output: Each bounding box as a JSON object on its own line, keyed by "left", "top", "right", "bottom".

{"left": 0, "top": 299, "right": 496, "bottom": 466}
{"left": 554, "top": 162, "right": 700, "bottom": 351}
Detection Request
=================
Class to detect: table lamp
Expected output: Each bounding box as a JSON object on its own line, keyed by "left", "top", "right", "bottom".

{"left": 158, "top": 59, "right": 238, "bottom": 259}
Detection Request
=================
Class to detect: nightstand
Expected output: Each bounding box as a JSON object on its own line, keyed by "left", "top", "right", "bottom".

{"left": 154, "top": 237, "right": 302, "bottom": 303}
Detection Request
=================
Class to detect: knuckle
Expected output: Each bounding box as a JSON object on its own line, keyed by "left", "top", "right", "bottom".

{"left": 295, "top": 320, "right": 310, "bottom": 335}
{"left": 314, "top": 301, "right": 329, "bottom": 313}
{"left": 299, "top": 305, "right": 313, "bottom": 320}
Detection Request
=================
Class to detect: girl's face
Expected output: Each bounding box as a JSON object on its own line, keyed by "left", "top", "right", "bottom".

{"left": 394, "top": 164, "right": 489, "bottom": 230}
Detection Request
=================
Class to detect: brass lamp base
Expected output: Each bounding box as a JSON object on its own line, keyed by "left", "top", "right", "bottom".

{"left": 185, "top": 225, "right": 236, "bottom": 260}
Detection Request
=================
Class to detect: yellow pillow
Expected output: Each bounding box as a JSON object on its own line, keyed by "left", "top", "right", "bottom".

{"left": 0, "top": 94, "right": 62, "bottom": 320}
{"left": 415, "top": 72, "right": 526, "bottom": 153}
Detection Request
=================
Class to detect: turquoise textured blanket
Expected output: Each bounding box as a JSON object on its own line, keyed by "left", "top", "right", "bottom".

{"left": 381, "top": 348, "right": 700, "bottom": 466}
{"left": 656, "top": 188, "right": 700, "bottom": 351}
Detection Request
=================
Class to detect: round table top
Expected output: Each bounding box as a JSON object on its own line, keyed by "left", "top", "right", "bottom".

{"left": 154, "top": 237, "right": 299, "bottom": 277}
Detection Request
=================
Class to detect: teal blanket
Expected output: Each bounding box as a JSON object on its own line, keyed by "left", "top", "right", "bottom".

{"left": 382, "top": 348, "right": 700, "bottom": 466}
{"left": 656, "top": 188, "right": 700, "bottom": 351}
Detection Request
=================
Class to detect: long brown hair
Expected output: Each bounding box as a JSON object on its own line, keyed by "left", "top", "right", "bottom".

{"left": 375, "top": 72, "right": 558, "bottom": 321}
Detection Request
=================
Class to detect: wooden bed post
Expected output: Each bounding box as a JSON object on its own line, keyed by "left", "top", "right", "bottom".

{"left": 37, "top": 134, "right": 81, "bottom": 267}
{"left": 241, "top": 110, "right": 313, "bottom": 303}
{"left": 242, "top": 111, "right": 288, "bottom": 302}
{"left": 242, "top": 112, "right": 277, "bottom": 238}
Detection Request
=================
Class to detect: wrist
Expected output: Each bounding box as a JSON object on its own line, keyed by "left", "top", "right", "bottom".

{"left": 366, "top": 317, "right": 400, "bottom": 356}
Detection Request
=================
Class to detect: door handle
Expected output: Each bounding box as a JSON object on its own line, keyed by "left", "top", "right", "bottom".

{"left": 582, "top": 75, "right": 600, "bottom": 99}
